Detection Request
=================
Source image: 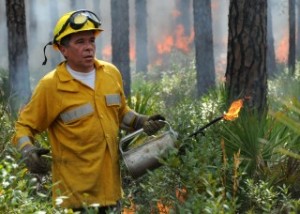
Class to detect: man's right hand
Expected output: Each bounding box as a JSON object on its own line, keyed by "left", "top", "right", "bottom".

{"left": 21, "top": 145, "right": 50, "bottom": 174}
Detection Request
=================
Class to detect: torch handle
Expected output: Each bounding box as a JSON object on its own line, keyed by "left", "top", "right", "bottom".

{"left": 188, "top": 115, "right": 224, "bottom": 138}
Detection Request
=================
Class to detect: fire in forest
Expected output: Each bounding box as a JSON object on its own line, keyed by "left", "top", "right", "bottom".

{"left": 223, "top": 99, "right": 244, "bottom": 121}
{"left": 275, "top": 34, "right": 288, "bottom": 64}
{"left": 156, "top": 24, "right": 194, "bottom": 55}
{"left": 189, "top": 99, "right": 244, "bottom": 138}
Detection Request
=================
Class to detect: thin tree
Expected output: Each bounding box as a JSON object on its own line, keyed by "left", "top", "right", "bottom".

{"left": 6, "top": 0, "right": 31, "bottom": 116}
{"left": 111, "top": 0, "right": 131, "bottom": 96}
{"left": 135, "top": 0, "right": 148, "bottom": 73}
{"left": 297, "top": 0, "right": 300, "bottom": 60}
{"left": 175, "top": 0, "right": 192, "bottom": 38}
{"left": 93, "top": 0, "right": 103, "bottom": 59}
{"left": 49, "top": 0, "right": 61, "bottom": 67}
{"left": 28, "top": 0, "right": 37, "bottom": 44}
{"left": 70, "top": 0, "right": 76, "bottom": 10}
{"left": 193, "top": 0, "right": 216, "bottom": 97}
{"left": 0, "top": 1, "right": 6, "bottom": 65}
{"left": 93, "top": 0, "right": 101, "bottom": 13}
{"left": 267, "top": 0, "right": 278, "bottom": 77}
{"left": 70, "top": 0, "right": 86, "bottom": 10}
{"left": 288, "top": 0, "right": 296, "bottom": 75}
{"left": 225, "top": 0, "right": 268, "bottom": 114}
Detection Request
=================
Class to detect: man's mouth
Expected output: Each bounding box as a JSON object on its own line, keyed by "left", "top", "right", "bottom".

{"left": 84, "top": 55, "right": 94, "bottom": 60}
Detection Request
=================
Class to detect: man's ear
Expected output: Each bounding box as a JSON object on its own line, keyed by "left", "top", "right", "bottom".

{"left": 58, "top": 45, "right": 68, "bottom": 59}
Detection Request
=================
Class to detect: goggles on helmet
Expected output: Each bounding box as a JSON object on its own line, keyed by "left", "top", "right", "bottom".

{"left": 54, "top": 9, "right": 101, "bottom": 42}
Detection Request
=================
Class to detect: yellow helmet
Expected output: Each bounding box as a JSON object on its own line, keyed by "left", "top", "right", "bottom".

{"left": 53, "top": 10, "right": 103, "bottom": 44}
{"left": 42, "top": 10, "right": 103, "bottom": 65}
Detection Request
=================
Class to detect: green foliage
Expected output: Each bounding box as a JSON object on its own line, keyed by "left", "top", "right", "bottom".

{"left": 121, "top": 65, "right": 300, "bottom": 213}
{"left": 0, "top": 87, "right": 14, "bottom": 157}
{"left": 1, "top": 61, "right": 300, "bottom": 213}
{"left": 220, "top": 111, "right": 289, "bottom": 178}
{"left": 267, "top": 74, "right": 300, "bottom": 198}
{"left": 0, "top": 69, "right": 10, "bottom": 104}
{"left": 0, "top": 82, "right": 55, "bottom": 213}
{"left": 121, "top": 73, "right": 236, "bottom": 213}
{"left": 242, "top": 180, "right": 300, "bottom": 213}
{"left": 268, "top": 71, "right": 300, "bottom": 112}
{"left": 159, "top": 60, "right": 197, "bottom": 108}
{"left": 0, "top": 150, "right": 55, "bottom": 213}
{"left": 128, "top": 74, "right": 163, "bottom": 115}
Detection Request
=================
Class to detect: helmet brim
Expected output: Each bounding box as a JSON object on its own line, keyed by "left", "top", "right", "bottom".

{"left": 52, "top": 28, "right": 103, "bottom": 50}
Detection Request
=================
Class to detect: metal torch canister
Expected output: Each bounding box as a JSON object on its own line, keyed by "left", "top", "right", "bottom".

{"left": 119, "top": 121, "right": 178, "bottom": 179}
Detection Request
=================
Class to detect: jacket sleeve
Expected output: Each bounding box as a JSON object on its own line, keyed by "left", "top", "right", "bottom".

{"left": 107, "top": 64, "right": 148, "bottom": 131}
{"left": 12, "top": 77, "right": 59, "bottom": 151}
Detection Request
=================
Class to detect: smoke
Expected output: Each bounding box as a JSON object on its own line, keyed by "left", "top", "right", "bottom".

{"left": 0, "top": 3, "right": 8, "bottom": 70}
{"left": 270, "top": 0, "right": 289, "bottom": 63}
{"left": 0, "top": 0, "right": 290, "bottom": 89}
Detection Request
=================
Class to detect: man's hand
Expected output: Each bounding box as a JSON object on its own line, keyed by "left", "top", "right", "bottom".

{"left": 143, "top": 114, "right": 166, "bottom": 135}
{"left": 21, "top": 145, "right": 50, "bottom": 174}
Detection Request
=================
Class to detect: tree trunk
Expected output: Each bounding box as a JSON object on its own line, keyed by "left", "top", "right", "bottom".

{"left": 225, "top": 0, "right": 268, "bottom": 114}
{"left": 93, "top": 0, "right": 103, "bottom": 60}
{"left": 93, "top": 0, "right": 101, "bottom": 13}
{"left": 28, "top": 0, "right": 37, "bottom": 44}
{"left": 70, "top": 1, "right": 76, "bottom": 10}
{"left": 49, "top": 0, "right": 61, "bottom": 67}
{"left": 267, "top": 1, "right": 278, "bottom": 77}
{"left": 297, "top": 0, "right": 300, "bottom": 60}
{"left": 6, "top": 0, "right": 31, "bottom": 116}
{"left": 175, "top": 0, "right": 192, "bottom": 38}
{"left": 111, "top": 0, "right": 131, "bottom": 97}
{"left": 193, "top": 0, "right": 216, "bottom": 97}
{"left": 288, "top": 0, "right": 296, "bottom": 75}
{"left": 135, "top": 0, "right": 148, "bottom": 73}
{"left": 70, "top": 0, "right": 86, "bottom": 10}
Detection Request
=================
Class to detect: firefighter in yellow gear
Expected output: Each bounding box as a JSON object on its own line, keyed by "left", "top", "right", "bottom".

{"left": 13, "top": 10, "right": 165, "bottom": 212}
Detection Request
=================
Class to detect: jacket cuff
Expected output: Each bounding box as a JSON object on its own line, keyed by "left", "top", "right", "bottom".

{"left": 17, "top": 136, "right": 33, "bottom": 151}
{"left": 121, "top": 110, "right": 148, "bottom": 131}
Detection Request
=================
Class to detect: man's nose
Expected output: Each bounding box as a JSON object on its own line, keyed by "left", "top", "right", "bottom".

{"left": 85, "top": 42, "right": 94, "bottom": 50}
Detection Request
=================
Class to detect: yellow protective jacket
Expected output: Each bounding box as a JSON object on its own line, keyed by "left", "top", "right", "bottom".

{"left": 13, "top": 59, "right": 141, "bottom": 208}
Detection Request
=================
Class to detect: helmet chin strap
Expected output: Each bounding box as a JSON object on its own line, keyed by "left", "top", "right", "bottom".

{"left": 42, "top": 41, "right": 53, "bottom": 65}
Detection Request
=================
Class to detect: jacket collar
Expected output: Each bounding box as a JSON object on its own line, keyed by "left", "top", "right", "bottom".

{"left": 55, "top": 59, "right": 104, "bottom": 92}
{"left": 56, "top": 61, "right": 72, "bottom": 82}
{"left": 56, "top": 59, "right": 104, "bottom": 82}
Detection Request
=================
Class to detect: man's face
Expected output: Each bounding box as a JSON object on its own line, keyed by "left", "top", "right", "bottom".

{"left": 59, "top": 31, "right": 96, "bottom": 72}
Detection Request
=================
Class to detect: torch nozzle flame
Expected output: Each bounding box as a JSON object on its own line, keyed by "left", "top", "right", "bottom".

{"left": 187, "top": 99, "right": 244, "bottom": 138}
{"left": 223, "top": 99, "right": 244, "bottom": 121}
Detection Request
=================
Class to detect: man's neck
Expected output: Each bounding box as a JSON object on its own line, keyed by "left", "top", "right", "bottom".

{"left": 66, "top": 62, "right": 94, "bottom": 73}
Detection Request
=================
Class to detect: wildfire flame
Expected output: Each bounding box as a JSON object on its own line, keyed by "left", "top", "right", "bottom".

{"left": 156, "top": 24, "right": 194, "bottom": 55}
{"left": 102, "top": 45, "right": 112, "bottom": 61}
{"left": 276, "top": 34, "right": 288, "bottom": 64}
{"left": 223, "top": 99, "right": 243, "bottom": 121}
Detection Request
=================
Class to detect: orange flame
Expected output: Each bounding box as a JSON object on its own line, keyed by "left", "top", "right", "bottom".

{"left": 172, "top": 9, "right": 181, "bottom": 18}
{"left": 223, "top": 99, "right": 243, "bottom": 121}
{"left": 175, "top": 24, "right": 194, "bottom": 53}
{"left": 156, "top": 24, "right": 194, "bottom": 57}
{"left": 102, "top": 45, "right": 112, "bottom": 61}
{"left": 157, "top": 35, "right": 174, "bottom": 54}
{"left": 101, "top": 44, "right": 135, "bottom": 61}
{"left": 275, "top": 34, "right": 288, "bottom": 64}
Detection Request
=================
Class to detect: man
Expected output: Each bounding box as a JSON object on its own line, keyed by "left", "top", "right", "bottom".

{"left": 13, "top": 10, "right": 165, "bottom": 213}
